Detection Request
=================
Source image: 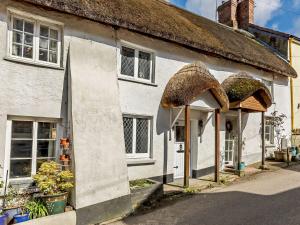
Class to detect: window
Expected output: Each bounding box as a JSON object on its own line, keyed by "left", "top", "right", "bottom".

{"left": 262, "top": 79, "right": 274, "bottom": 102}
{"left": 120, "top": 45, "right": 154, "bottom": 82}
{"left": 7, "top": 120, "right": 57, "bottom": 179}
{"left": 122, "top": 116, "right": 151, "bottom": 158}
{"left": 8, "top": 13, "right": 61, "bottom": 66}
{"left": 265, "top": 117, "right": 275, "bottom": 145}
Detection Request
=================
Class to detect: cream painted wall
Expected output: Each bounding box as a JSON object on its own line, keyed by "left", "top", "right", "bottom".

{"left": 291, "top": 41, "right": 300, "bottom": 132}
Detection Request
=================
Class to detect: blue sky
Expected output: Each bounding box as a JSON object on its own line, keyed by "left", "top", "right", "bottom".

{"left": 170, "top": 0, "right": 300, "bottom": 37}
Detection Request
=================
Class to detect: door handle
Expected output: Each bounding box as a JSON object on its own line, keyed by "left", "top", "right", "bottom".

{"left": 173, "top": 166, "right": 178, "bottom": 169}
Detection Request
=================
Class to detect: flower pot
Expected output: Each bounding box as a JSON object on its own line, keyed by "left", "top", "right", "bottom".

{"left": 60, "top": 138, "right": 70, "bottom": 149}
{"left": 239, "top": 162, "right": 246, "bottom": 171}
{"left": 274, "top": 151, "right": 284, "bottom": 161}
{"left": 283, "top": 151, "right": 293, "bottom": 162}
{"left": 13, "top": 214, "right": 29, "bottom": 223}
{"left": 0, "top": 213, "right": 8, "bottom": 225}
{"left": 41, "top": 193, "right": 68, "bottom": 215}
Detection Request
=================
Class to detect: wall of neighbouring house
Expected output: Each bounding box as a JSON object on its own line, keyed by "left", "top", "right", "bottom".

{"left": 291, "top": 40, "right": 300, "bottom": 146}
{"left": 0, "top": 0, "right": 292, "bottom": 223}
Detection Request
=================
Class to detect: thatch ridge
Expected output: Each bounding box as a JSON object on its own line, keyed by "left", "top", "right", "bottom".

{"left": 161, "top": 62, "right": 229, "bottom": 111}
{"left": 21, "top": 0, "right": 297, "bottom": 78}
{"left": 221, "top": 72, "right": 272, "bottom": 108}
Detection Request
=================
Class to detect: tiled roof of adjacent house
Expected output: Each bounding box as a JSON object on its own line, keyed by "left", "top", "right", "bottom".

{"left": 22, "top": 0, "right": 297, "bottom": 78}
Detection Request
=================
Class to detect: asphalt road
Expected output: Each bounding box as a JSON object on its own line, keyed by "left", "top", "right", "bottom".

{"left": 112, "top": 164, "right": 300, "bottom": 225}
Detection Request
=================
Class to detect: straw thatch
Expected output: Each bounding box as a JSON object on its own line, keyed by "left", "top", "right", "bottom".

{"left": 221, "top": 72, "right": 272, "bottom": 108}
{"left": 161, "top": 62, "right": 229, "bottom": 111}
{"left": 21, "top": 0, "right": 297, "bottom": 78}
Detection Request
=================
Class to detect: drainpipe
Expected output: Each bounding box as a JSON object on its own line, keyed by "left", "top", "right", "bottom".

{"left": 289, "top": 37, "right": 295, "bottom": 132}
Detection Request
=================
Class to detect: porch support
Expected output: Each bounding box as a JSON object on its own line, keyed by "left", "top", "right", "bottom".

{"left": 261, "top": 112, "right": 266, "bottom": 168}
{"left": 237, "top": 108, "right": 242, "bottom": 173}
{"left": 184, "top": 105, "right": 191, "bottom": 188}
{"left": 214, "top": 109, "right": 220, "bottom": 183}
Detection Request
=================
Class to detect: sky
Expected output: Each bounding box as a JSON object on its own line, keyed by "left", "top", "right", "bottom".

{"left": 170, "top": 0, "right": 300, "bottom": 37}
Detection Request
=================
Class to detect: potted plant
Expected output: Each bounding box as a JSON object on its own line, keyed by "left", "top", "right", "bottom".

{"left": 60, "top": 138, "right": 70, "bottom": 150}
{"left": 13, "top": 206, "right": 29, "bottom": 224}
{"left": 33, "top": 161, "right": 74, "bottom": 215}
{"left": 25, "top": 199, "right": 48, "bottom": 219}
{"left": 270, "top": 111, "right": 287, "bottom": 161}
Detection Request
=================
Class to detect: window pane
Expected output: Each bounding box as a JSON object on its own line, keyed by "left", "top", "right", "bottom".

{"left": 12, "top": 44, "right": 22, "bottom": 57}
{"left": 24, "top": 22, "right": 34, "bottom": 34}
{"left": 24, "top": 34, "right": 33, "bottom": 46}
{"left": 121, "top": 47, "right": 135, "bottom": 76}
{"left": 37, "top": 140, "right": 56, "bottom": 157}
{"left": 40, "top": 26, "right": 49, "bottom": 37}
{"left": 23, "top": 46, "right": 33, "bottom": 59}
{"left": 39, "top": 49, "right": 48, "bottom": 61}
{"left": 11, "top": 140, "right": 32, "bottom": 158}
{"left": 13, "top": 18, "right": 23, "bottom": 31}
{"left": 136, "top": 118, "right": 149, "bottom": 154}
{"left": 12, "top": 121, "right": 33, "bottom": 139}
{"left": 38, "top": 122, "right": 56, "bottom": 139}
{"left": 50, "top": 40, "right": 57, "bottom": 51}
{"left": 13, "top": 31, "right": 23, "bottom": 44}
{"left": 49, "top": 52, "right": 57, "bottom": 63}
{"left": 50, "top": 29, "right": 58, "bottom": 39}
{"left": 175, "top": 126, "right": 185, "bottom": 142}
{"left": 39, "top": 38, "right": 48, "bottom": 49}
{"left": 10, "top": 159, "right": 31, "bottom": 178}
{"left": 138, "top": 51, "right": 151, "bottom": 80}
{"left": 123, "top": 117, "right": 133, "bottom": 154}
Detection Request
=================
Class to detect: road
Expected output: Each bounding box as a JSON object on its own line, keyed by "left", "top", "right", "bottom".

{"left": 111, "top": 164, "right": 300, "bottom": 225}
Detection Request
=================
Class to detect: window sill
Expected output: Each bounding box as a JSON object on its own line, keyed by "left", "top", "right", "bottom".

{"left": 118, "top": 76, "right": 158, "bottom": 87}
{"left": 127, "top": 158, "right": 156, "bottom": 166}
{"left": 4, "top": 56, "right": 64, "bottom": 70}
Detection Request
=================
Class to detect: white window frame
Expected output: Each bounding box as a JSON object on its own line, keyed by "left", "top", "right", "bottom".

{"left": 265, "top": 117, "right": 275, "bottom": 146}
{"left": 7, "top": 8, "right": 63, "bottom": 67}
{"left": 4, "top": 118, "right": 58, "bottom": 181}
{"left": 118, "top": 41, "right": 155, "bottom": 84}
{"left": 123, "top": 114, "right": 152, "bottom": 159}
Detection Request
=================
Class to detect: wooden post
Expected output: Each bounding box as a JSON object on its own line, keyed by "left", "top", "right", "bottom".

{"left": 237, "top": 108, "right": 242, "bottom": 172}
{"left": 184, "top": 105, "right": 191, "bottom": 188}
{"left": 215, "top": 109, "right": 220, "bottom": 183}
{"left": 261, "top": 112, "right": 265, "bottom": 168}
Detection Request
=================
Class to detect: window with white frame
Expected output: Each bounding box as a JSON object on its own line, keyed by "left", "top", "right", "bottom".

{"left": 7, "top": 120, "right": 57, "bottom": 179}
{"left": 262, "top": 79, "right": 274, "bottom": 102}
{"left": 265, "top": 117, "right": 275, "bottom": 145}
{"left": 122, "top": 115, "right": 151, "bottom": 158}
{"left": 120, "top": 45, "right": 154, "bottom": 82}
{"left": 8, "top": 13, "right": 61, "bottom": 66}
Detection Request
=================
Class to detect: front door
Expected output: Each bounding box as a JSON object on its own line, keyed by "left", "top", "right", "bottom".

{"left": 174, "top": 122, "right": 185, "bottom": 179}
{"left": 225, "top": 131, "right": 235, "bottom": 166}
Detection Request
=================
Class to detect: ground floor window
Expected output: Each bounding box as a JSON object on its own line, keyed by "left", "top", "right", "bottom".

{"left": 7, "top": 120, "right": 57, "bottom": 179}
{"left": 265, "top": 117, "right": 275, "bottom": 145}
{"left": 122, "top": 115, "right": 152, "bottom": 158}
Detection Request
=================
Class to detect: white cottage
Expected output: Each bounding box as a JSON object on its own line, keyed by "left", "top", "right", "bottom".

{"left": 0, "top": 0, "right": 296, "bottom": 224}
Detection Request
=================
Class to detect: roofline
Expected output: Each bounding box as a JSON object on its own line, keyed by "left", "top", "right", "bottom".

{"left": 249, "top": 24, "right": 300, "bottom": 42}
{"left": 20, "top": 0, "right": 297, "bottom": 78}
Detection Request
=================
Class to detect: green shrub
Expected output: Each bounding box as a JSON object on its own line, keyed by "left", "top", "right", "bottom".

{"left": 33, "top": 161, "right": 74, "bottom": 195}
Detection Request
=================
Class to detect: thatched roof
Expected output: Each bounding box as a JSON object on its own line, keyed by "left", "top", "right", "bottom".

{"left": 221, "top": 72, "right": 272, "bottom": 109}
{"left": 161, "top": 62, "right": 229, "bottom": 111}
{"left": 21, "top": 0, "right": 297, "bottom": 78}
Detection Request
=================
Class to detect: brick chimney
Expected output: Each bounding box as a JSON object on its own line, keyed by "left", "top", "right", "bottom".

{"left": 218, "top": 0, "right": 254, "bottom": 30}
{"left": 217, "top": 0, "right": 238, "bottom": 29}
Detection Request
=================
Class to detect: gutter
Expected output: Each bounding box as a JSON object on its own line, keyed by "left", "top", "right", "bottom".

{"left": 289, "top": 38, "right": 295, "bottom": 131}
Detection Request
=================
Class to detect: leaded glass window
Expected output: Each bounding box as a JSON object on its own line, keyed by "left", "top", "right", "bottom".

{"left": 122, "top": 116, "right": 151, "bottom": 158}
{"left": 121, "top": 47, "right": 135, "bottom": 76}
{"left": 138, "top": 51, "right": 151, "bottom": 80}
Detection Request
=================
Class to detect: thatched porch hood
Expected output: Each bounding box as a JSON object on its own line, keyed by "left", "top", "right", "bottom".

{"left": 221, "top": 72, "right": 273, "bottom": 110}
{"left": 22, "top": 0, "right": 297, "bottom": 78}
{"left": 161, "top": 62, "right": 229, "bottom": 111}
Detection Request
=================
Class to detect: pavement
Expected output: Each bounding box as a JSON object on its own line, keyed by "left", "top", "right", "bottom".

{"left": 109, "top": 163, "right": 300, "bottom": 225}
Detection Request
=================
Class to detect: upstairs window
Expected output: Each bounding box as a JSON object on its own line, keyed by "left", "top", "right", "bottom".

{"left": 8, "top": 13, "right": 62, "bottom": 66}
{"left": 120, "top": 45, "right": 154, "bottom": 83}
